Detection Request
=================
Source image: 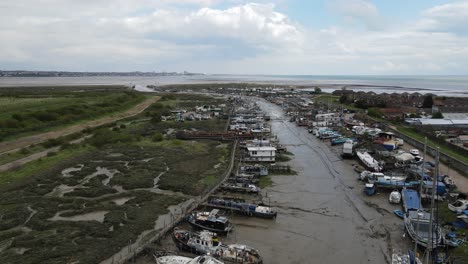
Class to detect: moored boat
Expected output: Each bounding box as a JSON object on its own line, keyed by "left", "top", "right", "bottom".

{"left": 187, "top": 209, "right": 233, "bottom": 234}
{"left": 404, "top": 210, "right": 442, "bottom": 249}
{"left": 206, "top": 197, "right": 277, "bottom": 219}
{"left": 155, "top": 255, "right": 224, "bottom": 264}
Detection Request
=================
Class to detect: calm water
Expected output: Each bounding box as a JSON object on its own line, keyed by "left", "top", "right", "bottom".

{"left": 1, "top": 75, "right": 467, "bottom": 97}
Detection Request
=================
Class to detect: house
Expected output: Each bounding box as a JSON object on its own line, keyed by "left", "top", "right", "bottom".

{"left": 246, "top": 146, "right": 276, "bottom": 162}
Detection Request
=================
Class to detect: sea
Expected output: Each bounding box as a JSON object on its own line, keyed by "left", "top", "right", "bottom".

{"left": 1, "top": 75, "right": 468, "bottom": 97}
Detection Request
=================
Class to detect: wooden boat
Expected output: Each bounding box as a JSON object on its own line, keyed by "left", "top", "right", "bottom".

{"left": 187, "top": 209, "right": 233, "bottom": 234}
{"left": 155, "top": 255, "right": 224, "bottom": 264}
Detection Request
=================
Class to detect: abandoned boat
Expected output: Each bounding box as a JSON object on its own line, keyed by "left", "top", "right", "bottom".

{"left": 155, "top": 255, "right": 224, "bottom": 264}
{"left": 216, "top": 244, "right": 263, "bottom": 264}
{"left": 404, "top": 210, "right": 442, "bottom": 249}
{"left": 364, "top": 183, "right": 376, "bottom": 196}
{"left": 187, "top": 209, "right": 233, "bottom": 234}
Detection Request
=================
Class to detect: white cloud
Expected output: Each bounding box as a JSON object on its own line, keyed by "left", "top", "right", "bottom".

{"left": 328, "top": 0, "right": 384, "bottom": 30}
{"left": 1, "top": 1, "right": 468, "bottom": 74}
{"left": 416, "top": 0, "right": 468, "bottom": 34}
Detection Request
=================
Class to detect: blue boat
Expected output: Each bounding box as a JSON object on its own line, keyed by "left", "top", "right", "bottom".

{"left": 402, "top": 189, "right": 421, "bottom": 213}
{"left": 364, "top": 183, "right": 376, "bottom": 196}
{"left": 394, "top": 209, "right": 404, "bottom": 219}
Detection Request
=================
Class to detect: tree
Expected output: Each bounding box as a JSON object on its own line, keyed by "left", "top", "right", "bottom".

{"left": 339, "top": 95, "right": 347, "bottom": 104}
{"left": 432, "top": 112, "right": 444, "bottom": 119}
{"left": 422, "top": 95, "right": 433, "bottom": 108}
{"left": 367, "top": 107, "right": 383, "bottom": 118}
{"left": 314, "top": 87, "right": 322, "bottom": 94}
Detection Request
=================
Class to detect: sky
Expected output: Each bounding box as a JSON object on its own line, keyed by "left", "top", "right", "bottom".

{"left": 1, "top": 0, "right": 468, "bottom": 75}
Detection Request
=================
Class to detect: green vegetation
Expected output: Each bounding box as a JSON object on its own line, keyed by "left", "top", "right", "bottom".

{"left": 0, "top": 86, "right": 146, "bottom": 141}
{"left": 396, "top": 126, "right": 468, "bottom": 164}
{"left": 0, "top": 91, "right": 232, "bottom": 263}
{"left": 432, "top": 112, "right": 444, "bottom": 119}
{"left": 259, "top": 176, "right": 273, "bottom": 188}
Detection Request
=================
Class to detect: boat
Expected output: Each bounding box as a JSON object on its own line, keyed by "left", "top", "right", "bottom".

{"left": 375, "top": 177, "right": 419, "bottom": 190}
{"left": 356, "top": 151, "right": 382, "bottom": 172}
{"left": 448, "top": 199, "right": 468, "bottom": 213}
{"left": 402, "top": 189, "right": 421, "bottom": 213}
{"left": 364, "top": 183, "right": 376, "bottom": 196}
{"left": 404, "top": 210, "right": 442, "bottom": 249}
{"left": 172, "top": 228, "right": 263, "bottom": 264}
{"left": 389, "top": 190, "right": 402, "bottom": 204}
{"left": 216, "top": 244, "right": 263, "bottom": 264}
{"left": 206, "top": 197, "right": 277, "bottom": 219}
{"left": 155, "top": 255, "right": 224, "bottom": 264}
{"left": 172, "top": 228, "right": 221, "bottom": 255}
{"left": 393, "top": 210, "right": 404, "bottom": 219}
{"left": 391, "top": 250, "right": 422, "bottom": 264}
{"left": 457, "top": 210, "right": 468, "bottom": 223}
{"left": 220, "top": 182, "right": 260, "bottom": 193}
{"left": 374, "top": 132, "right": 400, "bottom": 151}
{"left": 240, "top": 165, "right": 268, "bottom": 176}
{"left": 187, "top": 209, "right": 233, "bottom": 234}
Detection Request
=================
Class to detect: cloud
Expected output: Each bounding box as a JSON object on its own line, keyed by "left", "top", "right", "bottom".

{"left": 328, "top": 0, "right": 384, "bottom": 30}
{"left": 1, "top": 1, "right": 468, "bottom": 74}
{"left": 416, "top": 0, "right": 468, "bottom": 35}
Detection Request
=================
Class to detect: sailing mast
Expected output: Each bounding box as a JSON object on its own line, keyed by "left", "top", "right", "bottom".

{"left": 425, "top": 147, "right": 439, "bottom": 264}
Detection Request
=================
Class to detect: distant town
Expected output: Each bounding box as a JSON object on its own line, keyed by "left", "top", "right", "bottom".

{"left": 0, "top": 70, "right": 203, "bottom": 77}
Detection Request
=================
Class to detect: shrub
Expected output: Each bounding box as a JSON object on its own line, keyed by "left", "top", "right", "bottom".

{"left": 152, "top": 133, "right": 163, "bottom": 142}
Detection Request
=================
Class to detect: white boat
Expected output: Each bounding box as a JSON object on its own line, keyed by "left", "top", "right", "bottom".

{"left": 389, "top": 190, "right": 402, "bottom": 204}
{"left": 404, "top": 210, "right": 442, "bottom": 249}
{"left": 448, "top": 199, "right": 468, "bottom": 213}
{"left": 356, "top": 151, "right": 382, "bottom": 172}
{"left": 155, "top": 255, "right": 224, "bottom": 264}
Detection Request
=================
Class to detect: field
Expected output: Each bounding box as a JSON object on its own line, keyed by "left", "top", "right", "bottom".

{"left": 0, "top": 92, "right": 232, "bottom": 263}
{"left": 0, "top": 86, "right": 147, "bottom": 141}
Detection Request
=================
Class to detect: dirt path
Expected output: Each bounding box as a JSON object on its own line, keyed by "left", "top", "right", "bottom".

{"left": 0, "top": 96, "right": 160, "bottom": 155}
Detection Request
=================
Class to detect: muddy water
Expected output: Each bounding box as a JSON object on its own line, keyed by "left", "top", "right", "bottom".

{"left": 224, "top": 99, "right": 400, "bottom": 263}
{"left": 135, "top": 98, "right": 410, "bottom": 264}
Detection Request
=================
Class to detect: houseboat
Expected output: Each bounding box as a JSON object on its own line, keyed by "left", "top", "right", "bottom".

{"left": 155, "top": 255, "right": 223, "bottom": 264}
{"left": 206, "top": 197, "right": 277, "bottom": 219}
{"left": 188, "top": 209, "right": 233, "bottom": 234}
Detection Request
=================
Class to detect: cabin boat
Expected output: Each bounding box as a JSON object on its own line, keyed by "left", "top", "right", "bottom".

{"left": 240, "top": 165, "right": 268, "bottom": 176}
{"left": 172, "top": 228, "right": 221, "bottom": 255}
{"left": 220, "top": 183, "right": 260, "bottom": 193}
{"left": 404, "top": 210, "right": 442, "bottom": 249}
{"left": 206, "top": 197, "right": 277, "bottom": 219}
{"left": 374, "top": 132, "right": 400, "bottom": 151}
{"left": 172, "top": 228, "right": 263, "bottom": 264}
{"left": 187, "top": 209, "right": 233, "bottom": 234}
{"left": 155, "top": 255, "right": 224, "bottom": 264}
{"left": 360, "top": 171, "right": 406, "bottom": 182}
{"left": 356, "top": 151, "right": 382, "bottom": 172}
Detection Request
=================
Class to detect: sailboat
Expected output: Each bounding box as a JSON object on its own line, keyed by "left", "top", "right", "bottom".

{"left": 404, "top": 210, "right": 442, "bottom": 249}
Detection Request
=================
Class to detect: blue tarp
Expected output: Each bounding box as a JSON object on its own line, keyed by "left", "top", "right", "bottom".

{"left": 402, "top": 189, "right": 421, "bottom": 212}
{"left": 422, "top": 180, "right": 447, "bottom": 195}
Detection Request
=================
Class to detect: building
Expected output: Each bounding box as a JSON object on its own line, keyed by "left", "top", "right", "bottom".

{"left": 246, "top": 146, "right": 277, "bottom": 162}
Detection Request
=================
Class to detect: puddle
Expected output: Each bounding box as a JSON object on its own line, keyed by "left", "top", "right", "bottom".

{"left": 97, "top": 167, "right": 119, "bottom": 186}
{"left": 45, "top": 184, "right": 77, "bottom": 197}
{"left": 214, "top": 163, "right": 221, "bottom": 169}
{"left": 48, "top": 210, "right": 109, "bottom": 223}
{"left": 13, "top": 248, "right": 29, "bottom": 255}
{"left": 107, "top": 153, "right": 124, "bottom": 158}
{"left": 112, "top": 197, "right": 133, "bottom": 206}
{"left": 61, "top": 164, "right": 84, "bottom": 178}
{"left": 142, "top": 158, "right": 153, "bottom": 162}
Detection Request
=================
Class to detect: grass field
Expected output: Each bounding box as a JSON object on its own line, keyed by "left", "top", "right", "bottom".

{"left": 0, "top": 92, "right": 232, "bottom": 263}
{"left": 0, "top": 86, "right": 147, "bottom": 141}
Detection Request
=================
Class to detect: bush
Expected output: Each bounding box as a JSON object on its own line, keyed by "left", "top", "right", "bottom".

{"left": 152, "top": 133, "right": 164, "bottom": 142}
{"left": 47, "top": 151, "right": 58, "bottom": 157}
{"left": 42, "top": 138, "right": 65, "bottom": 148}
